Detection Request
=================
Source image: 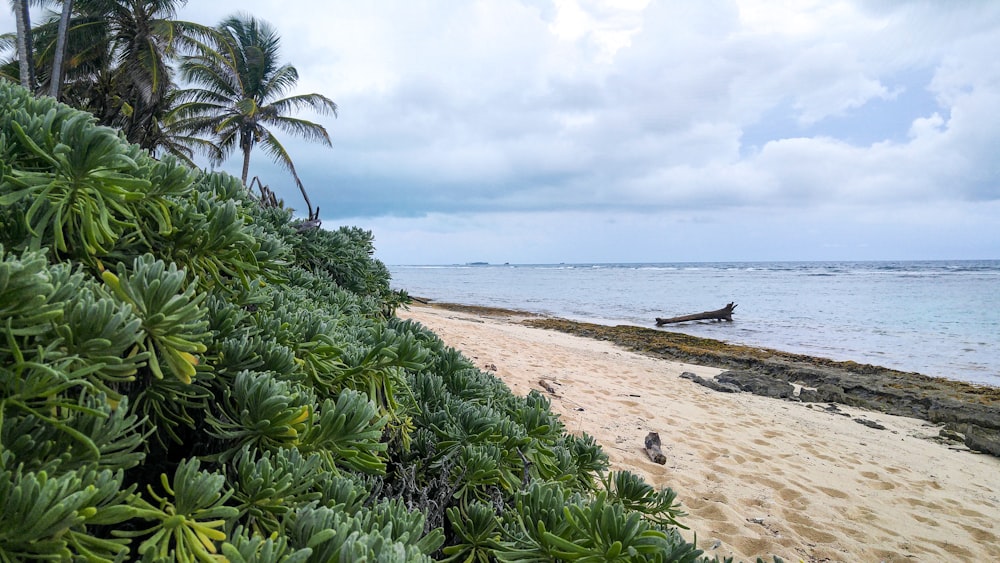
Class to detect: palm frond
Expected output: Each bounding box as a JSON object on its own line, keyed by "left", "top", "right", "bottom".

{"left": 263, "top": 115, "right": 332, "bottom": 146}
{"left": 267, "top": 93, "right": 338, "bottom": 118}
{"left": 256, "top": 132, "right": 296, "bottom": 175}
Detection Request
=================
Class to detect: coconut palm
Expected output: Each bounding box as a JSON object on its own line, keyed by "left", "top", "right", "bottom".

{"left": 28, "top": 0, "right": 216, "bottom": 151}
{"left": 84, "top": 0, "right": 217, "bottom": 148}
{"left": 5, "top": 0, "right": 73, "bottom": 98}
{"left": 47, "top": 0, "right": 72, "bottom": 98}
{"left": 171, "top": 13, "right": 337, "bottom": 219}
{"left": 11, "top": 0, "right": 35, "bottom": 89}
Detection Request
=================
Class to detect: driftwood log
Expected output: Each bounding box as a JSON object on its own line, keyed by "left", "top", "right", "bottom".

{"left": 656, "top": 302, "right": 737, "bottom": 326}
{"left": 644, "top": 432, "right": 666, "bottom": 464}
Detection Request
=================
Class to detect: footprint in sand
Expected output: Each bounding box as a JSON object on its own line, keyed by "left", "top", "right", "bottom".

{"left": 777, "top": 487, "right": 807, "bottom": 505}
{"left": 960, "top": 524, "right": 998, "bottom": 544}
{"left": 859, "top": 470, "right": 896, "bottom": 491}
{"left": 902, "top": 497, "right": 944, "bottom": 510}
{"left": 739, "top": 495, "right": 771, "bottom": 510}
{"left": 956, "top": 507, "right": 988, "bottom": 518}
{"left": 815, "top": 486, "right": 850, "bottom": 499}
{"left": 927, "top": 541, "right": 975, "bottom": 559}
{"left": 789, "top": 522, "right": 838, "bottom": 544}
{"left": 700, "top": 451, "right": 722, "bottom": 462}
{"left": 735, "top": 537, "right": 777, "bottom": 558}
{"left": 708, "top": 463, "right": 734, "bottom": 476}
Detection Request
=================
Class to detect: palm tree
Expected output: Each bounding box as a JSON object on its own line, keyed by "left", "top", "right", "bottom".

{"left": 171, "top": 13, "right": 337, "bottom": 219}
{"left": 47, "top": 0, "right": 71, "bottom": 98}
{"left": 9, "top": 1, "right": 75, "bottom": 98}
{"left": 12, "top": 0, "right": 35, "bottom": 90}
{"left": 51, "top": 0, "right": 218, "bottom": 149}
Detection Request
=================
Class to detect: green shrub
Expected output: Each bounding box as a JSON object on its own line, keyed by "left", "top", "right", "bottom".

{"left": 0, "top": 80, "right": 720, "bottom": 562}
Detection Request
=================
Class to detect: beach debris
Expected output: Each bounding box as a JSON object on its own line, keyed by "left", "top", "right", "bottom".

{"left": 515, "top": 447, "right": 532, "bottom": 486}
{"left": 655, "top": 302, "right": 737, "bottom": 325}
{"left": 644, "top": 431, "right": 667, "bottom": 464}
{"left": 484, "top": 363, "right": 497, "bottom": 372}
{"left": 538, "top": 379, "right": 558, "bottom": 395}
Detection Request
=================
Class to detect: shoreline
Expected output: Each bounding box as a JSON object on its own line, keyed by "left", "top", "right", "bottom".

{"left": 412, "top": 300, "right": 1000, "bottom": 457}
{"left": 398, "top": 301, "right": 1000, "bottom": 562}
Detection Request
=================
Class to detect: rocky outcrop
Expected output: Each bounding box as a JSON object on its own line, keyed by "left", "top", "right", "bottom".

{"left": 698, "top": 365, "right": 1000, "bottom": 456}
{"left": 715, "top": 370, "right": 795, "bottom": 399}
{"left": 959, "top": 425, "right": 1000, "bottom": 457}
{"left": 680, "top": 371, "right": 740, "bottom": 393}
{"left": 522, "top": 317, "right": 1000, "bottom": 458}
{"left": 694, "top": 364, "right": 1000, "bottom": 456}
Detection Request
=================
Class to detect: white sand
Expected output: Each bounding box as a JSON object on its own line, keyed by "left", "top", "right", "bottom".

{"left": 399, "top": 303, "right": 1000, "bottom": 562}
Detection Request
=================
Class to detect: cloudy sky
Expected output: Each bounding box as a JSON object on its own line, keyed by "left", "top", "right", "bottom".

{"left": 7, "top": 1, "right": 1000, "bottom": 264}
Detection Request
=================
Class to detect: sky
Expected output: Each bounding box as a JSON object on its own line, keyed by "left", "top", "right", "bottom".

{"left": 4, "top": 1, "right": 1000, "bottom": 264}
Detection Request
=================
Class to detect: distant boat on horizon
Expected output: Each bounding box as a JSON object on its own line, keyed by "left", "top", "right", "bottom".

{"left": 466, "top": 261, "right": 489, "bottom": 266}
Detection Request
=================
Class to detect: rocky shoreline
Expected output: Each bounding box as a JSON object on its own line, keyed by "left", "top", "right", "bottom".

{"left": 519, "top": 317, "right": 1000, "bottom": 457}
{"left": 418, "top": 301, "right": 1000, "bottom": 456}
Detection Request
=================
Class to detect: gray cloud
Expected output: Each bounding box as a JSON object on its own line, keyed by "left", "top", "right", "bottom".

{"left": 4, "top": 1, "right": 996, "bottom": 261}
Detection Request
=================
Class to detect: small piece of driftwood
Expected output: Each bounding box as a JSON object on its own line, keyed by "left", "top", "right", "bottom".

{"left": 644, "top": 432, "right": 667, "bottom": 464}
{"left": 656, "top": 302, "right": 737, "bottom": 326}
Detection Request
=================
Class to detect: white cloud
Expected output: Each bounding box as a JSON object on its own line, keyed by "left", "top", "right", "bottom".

{"left": 3, "top": 1, "right": 997, "bottom": 261}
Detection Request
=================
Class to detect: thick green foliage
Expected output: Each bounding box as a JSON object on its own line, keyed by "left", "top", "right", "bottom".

{"left": 102, "top": 254, "right": 209, "bottom": 384}
{"left": 0, "top": 81, "right": 731, "bottom": 562}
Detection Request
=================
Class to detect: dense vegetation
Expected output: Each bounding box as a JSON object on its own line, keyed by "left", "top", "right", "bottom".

{"left": 2, "top": 1, "right": 333, "bottom": 219}
{"left": 3, "top": 5, "right": 783, "bottom": 560}
{"left": 0, "top": 82, "right": 794, "bottom": 562}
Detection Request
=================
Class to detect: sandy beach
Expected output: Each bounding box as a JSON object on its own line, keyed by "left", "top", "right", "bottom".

{"left": 398, "top": 303, "right": 1000, "bottom": 562}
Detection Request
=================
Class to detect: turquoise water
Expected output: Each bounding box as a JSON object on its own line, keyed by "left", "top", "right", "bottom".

{"left": 388, "top": 261, "right": 1000, "bottom": 386}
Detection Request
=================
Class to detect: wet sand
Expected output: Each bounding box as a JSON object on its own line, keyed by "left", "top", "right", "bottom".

{"left": 399, "top": 302, "right": 1000, "bottom": 562}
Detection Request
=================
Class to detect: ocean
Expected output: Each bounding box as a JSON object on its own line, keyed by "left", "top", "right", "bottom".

{"left": 388, "top": 261, "right": 1000, "bottom": 387}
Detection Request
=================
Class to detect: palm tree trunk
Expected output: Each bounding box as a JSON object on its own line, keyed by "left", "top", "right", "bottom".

{"left": 49, "top": 0, "right": 74, "bottom": 99}
{"left": 13, "top": 0, "right": 36, "bottom": 91}
{"left": 241, "top": 144, "right": 251, "bottom": 186}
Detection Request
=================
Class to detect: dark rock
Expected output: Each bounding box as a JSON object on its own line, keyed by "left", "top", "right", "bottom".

{"left": 822, "top": 404, "right": 852, "bottom": 417}
{"left": 938, "top": 428, "right": 964, "bottom": 442}
{"left": 964, "top": 425, "right": 1000, "bottom": 457}
{"left": 929, "top": 400, "right": 1000, "bottom": 429}
{"left": 854, "top": 418, "right": 887, "bottom": 430}
{"left": 680, "top": 372, "right": 740, "bottom": 393}
{"left": 716, "top": 370, "right": 795, "bottom": 399}
{"left": 521, "top": 317, "right": 1000, "bottom": 459}
{"left": 799, "top": 383, "right": 847, "bottom": 404}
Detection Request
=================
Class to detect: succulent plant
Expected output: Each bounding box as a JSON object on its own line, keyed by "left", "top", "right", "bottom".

{"left": 119, "top": 458, "right": 240, "bottom": 562}
{"left": 101, "top": 254, "right": 209, "bottom": 384}
{"left": 1, "top": 80, "right": 713, "bottom": 563}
